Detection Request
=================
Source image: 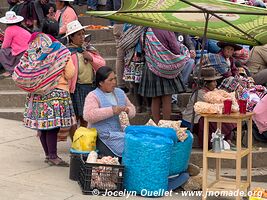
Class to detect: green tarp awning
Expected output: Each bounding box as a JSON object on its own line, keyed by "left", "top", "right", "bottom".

{"left": 87, "top": 0, "right": 267, "bottom": 46}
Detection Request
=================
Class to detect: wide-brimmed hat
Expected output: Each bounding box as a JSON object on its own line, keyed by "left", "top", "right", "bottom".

{"left": 0, "top": 11, "right": 24, "bottom": 24}
{"left": 217, "top": 41, "right": 243, "bottom": 51}
{"left": 195, "top": 67, "right": 222, "bottom": 81}
{"left": 64, "top": 20, "right": 87, "bottom": 38}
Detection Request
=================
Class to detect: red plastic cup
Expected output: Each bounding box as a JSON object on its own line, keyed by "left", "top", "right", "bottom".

{"left": 238, "top": 99, "right": 247, "bottom": 114}
{"left": 223, "top": 99, "right": 232, "bottom": 115}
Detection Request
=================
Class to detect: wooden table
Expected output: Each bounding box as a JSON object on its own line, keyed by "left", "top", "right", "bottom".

{"left": 201, "top": 112, "right": 254, "bottom": 200}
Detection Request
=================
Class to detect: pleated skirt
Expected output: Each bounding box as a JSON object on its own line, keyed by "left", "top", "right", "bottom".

{"left": 24, "top": 88, "right": 76, "bottom": 130}
{"left": 138, "top": 65, "right": 185, "bottom": 97}
{"left": 71, "top": 83, "right": 95, "bottom": 117}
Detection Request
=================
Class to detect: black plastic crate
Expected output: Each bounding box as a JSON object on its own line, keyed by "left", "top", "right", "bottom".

{"left": 69, "top": 153, "right": 88, "bottom": 181}
{"left": 78, "top": 158, "right": 124, "bottom": 195}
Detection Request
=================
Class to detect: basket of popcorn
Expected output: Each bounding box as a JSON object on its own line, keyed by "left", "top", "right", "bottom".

{"left": 78, "top": 151, "right": 124, "bottom": 195}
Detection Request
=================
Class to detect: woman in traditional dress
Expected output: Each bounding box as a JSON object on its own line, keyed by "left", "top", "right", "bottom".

{"left": 83, "top": 66, "right": 136, "bottom": 157}
{"left": 54, "top": 0, "right": 78, "bottom": 36}
{"left": 138, "top": 28, "right": 189, "bottom": 124}
{"left": 0, "top": 11, "right": 31, "bottom": 77}
{"left": 16, "top": 32, "right": 76, "bottom": 166}
{"left": 66, "top": 20, "right": 105, "bottom": 140}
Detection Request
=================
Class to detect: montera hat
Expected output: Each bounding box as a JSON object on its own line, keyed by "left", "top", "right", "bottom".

{"left": 0, "top": 11, "right": 24, "bottom": 24}
{"left": 217, "top": 41, "right": 243, "bottom": 51}
{"left": 195, "top": 67, "right": 222, "bottom": 81}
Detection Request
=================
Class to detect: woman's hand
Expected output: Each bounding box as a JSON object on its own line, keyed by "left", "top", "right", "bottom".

{"left": 124, "top": 107, "right": 129, "bottom": 114}
{"left": 112, "top": 106, "right": 128, "bottom": 115}
{"left": 83, "top": 51, "right": 93, "bottom": 64}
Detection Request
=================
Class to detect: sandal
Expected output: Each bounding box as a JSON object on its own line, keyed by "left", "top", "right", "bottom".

{"left": 47, "top": 158, "right": 69, "bottom": 167}
{"left": 44, "top": 156, "right": 49, "bottom": 163}
{"left": 0, "top": 72, "right": 11, "bottom": 77}
{"left": 0, "top": 74, "right": 11, "bottom": 79}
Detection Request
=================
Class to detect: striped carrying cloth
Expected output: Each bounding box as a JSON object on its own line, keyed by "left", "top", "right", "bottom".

{"left": 144, "top": 28, "right": 189, "bottom": 79}
{"left": 118, "top": 25, "right": 146, "bottom": 51}
{"left": 12, "top": 33, "right": 70, "bottom": 94}
{"left": 201, "top": 53, "right": 230, "bottom": 75}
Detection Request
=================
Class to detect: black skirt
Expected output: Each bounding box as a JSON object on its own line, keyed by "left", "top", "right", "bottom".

{"left": 138, "top": 65, "right": 185, "bottom": 97}
{"left": 71, "top": 83, "right": 95, "bottom": 117}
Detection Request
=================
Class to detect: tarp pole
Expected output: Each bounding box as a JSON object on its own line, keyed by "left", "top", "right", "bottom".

{"left": 190, "top": 13, "right": 210, "bottom": 133}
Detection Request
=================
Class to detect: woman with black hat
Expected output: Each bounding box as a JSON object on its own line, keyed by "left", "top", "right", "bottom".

{"left": 201, "top": 41, "right": 243, "bottom": 79}
{"left": 182, "top": 67, "right": 236, "bottom": 147}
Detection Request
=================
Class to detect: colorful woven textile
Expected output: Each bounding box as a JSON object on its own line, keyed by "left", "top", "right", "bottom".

{"left": 219, "top": 75, "right": 267, "bottom": 112}
{"left": 118, "top": 25, "right": 146, "bottom": 51}
{"left": 240, "top": 85, "right": 267, "bottom": 112}
{"left": 233, "top": 48, "right": 249, "bottom": 65}
{"left": 219, "top": 76, "right": 245, "bottom": 93}
{"left": 144, "top": 28, "right": 189, "bottom": 79}
{"left": 12, "top": 33, "right": 70, "bottom": 94}
{"left": 201, "top": 53, "right": 230, "bottom": 75}
{"left": 24, "top": 89, "right": 76, "bottom": 130}
{"left": 123, "top": 60, "right": 144, "bottom": 83}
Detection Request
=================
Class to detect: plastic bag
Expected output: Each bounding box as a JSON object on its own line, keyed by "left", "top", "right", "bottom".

{"left": 71, "top": 127, "right": 97, "bottom": 151}
{"left": 119, "top": 111, "right": 130, "bottom": 131}
{"left": 123, "top": 126, "right": 174, "bottom": 195}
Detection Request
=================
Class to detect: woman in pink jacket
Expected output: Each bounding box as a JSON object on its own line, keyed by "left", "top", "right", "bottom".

{"left": 54, "top": 0, "right": 78, "bottom": 36}
{"left": 65, "top": 20, "right": 105, "bottom": 140}
{"left": 83, "top": 66, "right": 136, "bottom": 157}
{"left": 0, "top": 11, "right": 31, "bottom": 77}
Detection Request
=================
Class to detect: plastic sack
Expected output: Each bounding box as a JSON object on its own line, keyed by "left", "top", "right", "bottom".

{"left": 123, "top": 126, "right": 174, "bottom": 196}
{"left": 119, "top": 111, "right": 130, "bottom": 131}
{"left": 125, "top": 125, "right": 178, "bottom": 143}
{"left": 71, "top": 127, "right": 97, "bottom": 152}
{"left": 169, "top": 130, "right": 193, "bottom": 176}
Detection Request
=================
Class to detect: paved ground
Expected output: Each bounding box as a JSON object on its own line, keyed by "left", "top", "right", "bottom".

{"left": 0, "top": 118, "right": 266, "bottom": 200}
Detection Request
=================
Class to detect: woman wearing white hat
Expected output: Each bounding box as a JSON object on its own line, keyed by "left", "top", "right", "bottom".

{"left": 0, "top": 11, "right": 31, "bottom": 78}
{"left": 66, "top": 20, "right": 105, "bottom": 140}
{"left": 54, "top": 0, "right": 78, "bottom": 36}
